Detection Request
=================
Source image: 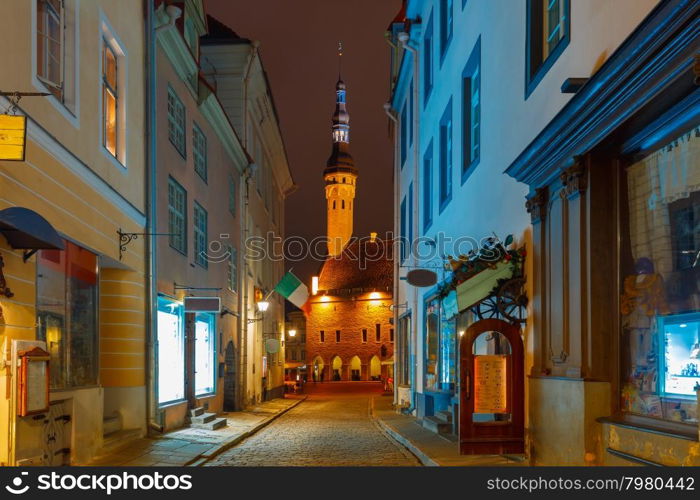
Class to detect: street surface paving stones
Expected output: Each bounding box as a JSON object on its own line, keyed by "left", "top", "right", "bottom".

{"left": 205, "top": 382, "right": 420, "bottom": 467}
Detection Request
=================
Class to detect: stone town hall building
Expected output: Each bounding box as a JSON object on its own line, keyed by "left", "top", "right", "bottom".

{"left": 304, "top": 74, "right": 394, "bottom": 383}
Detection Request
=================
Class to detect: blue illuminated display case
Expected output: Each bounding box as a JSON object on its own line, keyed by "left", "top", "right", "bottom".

{"left": 660, "top": 314, "right": 700, "bottom": 398}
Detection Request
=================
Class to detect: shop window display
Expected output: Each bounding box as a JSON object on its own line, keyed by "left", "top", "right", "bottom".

{"left": 621, "top": 128, "right": 700, "bottom": 426}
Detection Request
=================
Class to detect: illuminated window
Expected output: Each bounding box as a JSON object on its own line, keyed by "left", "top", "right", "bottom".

{"left": 526, "top": 0, "right": 570, "bottom": 97}
{"left": 102, "top": 40, "right": 118, "bottom": 159}
{"left": 168, "top": 177, "right": 187, "bottom": 254}
{"left": 193, "top": 202, "right": 208, "bottom": 268}
{"left": 194, "top": 312, "right": 216, "bottom": 395}
{"left": 156, "top": 296, "right": 185, "bottom": 404}
{"left": 167, "top": 85, "right": 186, "bottom": 157}
{"left": 193, "top": 122, "right": 207, "bottom": 182}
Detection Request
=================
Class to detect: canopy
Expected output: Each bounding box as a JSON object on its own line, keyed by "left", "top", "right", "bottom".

{"left": 0, "top": 207, "right": 64, "bottom": 259}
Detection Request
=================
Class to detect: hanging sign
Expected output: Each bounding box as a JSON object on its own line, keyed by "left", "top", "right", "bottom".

{"left": 0, "top": 114, "right": 27, "bottom": 161}
{"left": 474, "top": 354, "right": 507, "bottom": 414}
{"left": 184, "top": 296, "right": 220, "bottom": 313}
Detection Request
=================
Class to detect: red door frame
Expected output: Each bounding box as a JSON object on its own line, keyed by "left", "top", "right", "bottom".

{"left": 459, "top": 318, "right": 524, "bottom": 455}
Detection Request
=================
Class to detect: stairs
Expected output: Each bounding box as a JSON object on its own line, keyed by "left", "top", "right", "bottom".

{"left": 422, "top": 409, "right": 456, "bottom": 441}
{"left": 187, "top": 406, "right": 227, "bottom": 430}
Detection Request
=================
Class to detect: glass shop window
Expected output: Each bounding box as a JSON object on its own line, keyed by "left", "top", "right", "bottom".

{"left": 157, "top": 296, "right": 185, "bottom": 404}
{"left": 37, "top": 241, "right": 98, "bottom": 389}
{"left": 439, "top": 300, "right": 456, "bottom": 388}
{"left": 194, "top": 312, "right": 216, "bottom": 396}
{"left": 621, "top": 127, "right": 700, "bottom": 427}
{"left": 425, "top": 298, "right": 439, "bottom": 391}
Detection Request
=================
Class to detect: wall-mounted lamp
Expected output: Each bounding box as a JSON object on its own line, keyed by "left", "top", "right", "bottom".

{"left": 288, "top": 329, "right": 297, "bottom": 337}
{"left": 257, "top": 300, "right": 270, "bottom": 313}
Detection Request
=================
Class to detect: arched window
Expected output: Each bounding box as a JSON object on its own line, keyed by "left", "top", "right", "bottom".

{"left": 343, "top": 177, "right": 346, "bottom": 183}
{"left": 332, "top": 200, "right": 336, "bottom": 209}
{"left": 341, "top": 200, "right": 345, "bottom": 209}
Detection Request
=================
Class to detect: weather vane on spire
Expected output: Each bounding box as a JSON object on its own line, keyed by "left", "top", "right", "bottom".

{"left": 338, "top": 40, "right": 343, "bottom": 79}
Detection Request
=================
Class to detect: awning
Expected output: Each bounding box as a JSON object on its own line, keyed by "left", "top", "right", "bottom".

{"left": 0, "top": 207, "right": 64, "bottom": 261}
{"left": 456, "top": 261, "right": 513, "bottom": 312}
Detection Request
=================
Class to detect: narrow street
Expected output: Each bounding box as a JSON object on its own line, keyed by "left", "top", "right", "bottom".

{"left": 204, "top": 383, "right": 420, "bottom": 466}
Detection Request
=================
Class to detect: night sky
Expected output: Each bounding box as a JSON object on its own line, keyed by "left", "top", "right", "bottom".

{"left": 206, "top": 0, "right": 402, "bottom": 283}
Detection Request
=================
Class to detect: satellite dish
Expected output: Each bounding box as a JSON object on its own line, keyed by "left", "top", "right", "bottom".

{"left": 406, "top": 269, "right": 437, "bottom": 287}
{"left": 265, "top": 339, "right": 280, "bottom": 354}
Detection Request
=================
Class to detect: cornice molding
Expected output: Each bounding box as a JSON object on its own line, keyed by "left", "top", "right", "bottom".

{"left": 505, "top": 0, "right": 700, "bottom": 188}
{"left": 525, "top": 187, "right": 548, "bottom": 224}
{"left": 559, "top": 156, "right": 588, "bottom": 199}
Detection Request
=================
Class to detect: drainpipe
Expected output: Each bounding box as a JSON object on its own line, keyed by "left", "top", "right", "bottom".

{"left": 239, "top": 162, "right": 255, "bottom": 409}
{"left": 145, "top": 0, "right": 162, "bottom": 433}
{"left": 398, "top": 31, "right": 420, "bottom": 414}
{"left": 383, "top": 103, "right": 400, "bottom": 410}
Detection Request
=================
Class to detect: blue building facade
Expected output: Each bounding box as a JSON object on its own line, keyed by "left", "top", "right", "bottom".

{"left": 387, "top": 0, "right": 700, "bottom": 464}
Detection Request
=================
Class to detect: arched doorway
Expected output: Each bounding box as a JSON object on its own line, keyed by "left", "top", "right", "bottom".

{"left": 224, "top": 341, "right": 236, "bottom": 411}
{"left": 369, "top": 355, "right": 381, "bottom": 381}
{"left": 459, "top": 318, "right": 524, "bottom": 455}
{"left": 350, "top": 355, "right": 361, "bottom": 380}
{"left": 331, "top": 355, "right": 342, "bottom": 381}
{"left": 312, "top": 356, "right": 325, "bottom": 382}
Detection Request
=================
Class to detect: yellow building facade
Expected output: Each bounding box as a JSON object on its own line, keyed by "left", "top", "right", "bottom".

{"left": 0, "top": 0, "right": 147, "bottom": 465}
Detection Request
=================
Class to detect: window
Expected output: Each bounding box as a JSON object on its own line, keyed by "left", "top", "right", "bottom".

{"left": 526, "top": 0, "right": 570, "bottom": 97}
{"left": 167, "top": 86, "right": 186, "bottom": 157}
{"left": 390, "top": 328, "right": 395, "bottom": 342}
{"left": 439, "top": 0, "right": 453, "bottom": 59}
{"left": 423, "top": 142, "right": 433, "bottom": 231}
{"left": 408, "top": 182, "right": 414, "bottom": 256}
{"left": 228, "top": 174, "right": 236, "bottom": 216}
{"left": 333, "top": 200, "right": 336, "bottom": 209}
{"left": 227, "top": 245, "right": 237, "bottom": 292}
{"left": 362, "top": 329, "right": 368, "bottom": 343}
{"left": 423, "top": 11, "right": 433, "bottom": 104}
{"left": 168, "top": 177, "right": 187, "bottom": 254}
{"left": 36, "top": 0, "right": 63, "bottom": 100}
{"left": 37, "top": 241, "right": 98, "bottom": 389}
{"left": 336, "top": 330, "right": 341, "bottom": 343}
{"left": 320, "top": 330, "right": 325, "bottom": 343}
{"left": 439, "top": 101, "right": 453, "bottom": 211}
{"left": 400, "top": 196, "right": 408, "bottom": 262}
{"left": 621, "top": 129, "right": 700, "bottom": 428}
{"left": 301, "top": 349, "right": 306, "bottom": 360}
{"left": 409, "top": 81, "right": 414, "bottom": 146}
{"left": 425, "top": 298, "right": 439, "bottom": 390}
{"left": 291, "top": 349, "right": 297, "bottom": 361}
{"left": 375, "top": 324, "right": 381, "bottom": 342}
{"left": 193, "top": 123, "right": 207, "bottom": 182}
{"left": 102, "top": 41, "right": 118, "bottom": 159}
{"left": 156, "top": 296, "right": 185, "bottom": 404}
{"left": 194, "top": 312, "right": 216, "bottom": 395}
{"left": 400, "top": 102, "right": 408, "bottom": 168}
{"left": 398, "top": 315, "right": 411, "bottom": 385}
{"left": 341, "top": 200, "right": 345, "bottom": 209}
{"left": 193, "top": 202, "right": 208, "bottom": 268}
{"left": 301, "top": 333, "right": 306, "bottom": 343}
{"left": 462, "top": 38, "right": 481, "bottom": 182}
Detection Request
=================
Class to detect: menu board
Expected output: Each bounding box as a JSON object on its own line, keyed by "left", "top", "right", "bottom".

{"left": 474, "top": 355, "right": 507, "bottom": 413}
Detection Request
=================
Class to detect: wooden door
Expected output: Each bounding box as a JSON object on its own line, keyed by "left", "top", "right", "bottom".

{"left": 459, "top": 318, "right": 524, "bottom": 455}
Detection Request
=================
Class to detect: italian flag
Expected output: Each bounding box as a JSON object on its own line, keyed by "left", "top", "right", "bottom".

{"left": 274, "top": 271, "right": 309, "bottom": 308}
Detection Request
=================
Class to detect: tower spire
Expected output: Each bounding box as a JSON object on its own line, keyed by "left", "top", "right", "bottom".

{"left": 337, "top": 40, "right": 343, "bottom": 80}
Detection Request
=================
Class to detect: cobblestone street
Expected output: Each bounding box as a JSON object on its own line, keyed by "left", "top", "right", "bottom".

{"left": 204, "top": 382, "right": 420, "bottom": 466}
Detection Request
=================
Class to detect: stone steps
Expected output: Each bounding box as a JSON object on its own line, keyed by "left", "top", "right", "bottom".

{"left": 422, "top": 415, "right": 452, "bottom": 435}
{"left": 187, "top": 407, "right": 228, "bottom": 430}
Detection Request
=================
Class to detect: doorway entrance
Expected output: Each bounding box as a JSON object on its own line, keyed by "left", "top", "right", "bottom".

{"left": 224, "top": 341, "right": 236, "bottom": 411}
{"left": 459, "top": 318, "right": 524, "bottom": 455}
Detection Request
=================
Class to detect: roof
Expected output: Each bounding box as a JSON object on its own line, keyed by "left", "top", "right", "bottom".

{"left": 325, "top": 142, "right": 357, "bottom": 174}
{"left": 201, "top": 15, "right": 249, "bottom": 45}
{"left": 317, "top": 239, "right": 393, "bottom": 292}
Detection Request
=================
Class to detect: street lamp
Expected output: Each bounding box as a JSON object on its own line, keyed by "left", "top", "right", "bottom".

{"left": 288, "top": 329, "right": 297, "bottom": 337}
{"left": 257, "top": 300, "right": 270, "bottom": 312}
